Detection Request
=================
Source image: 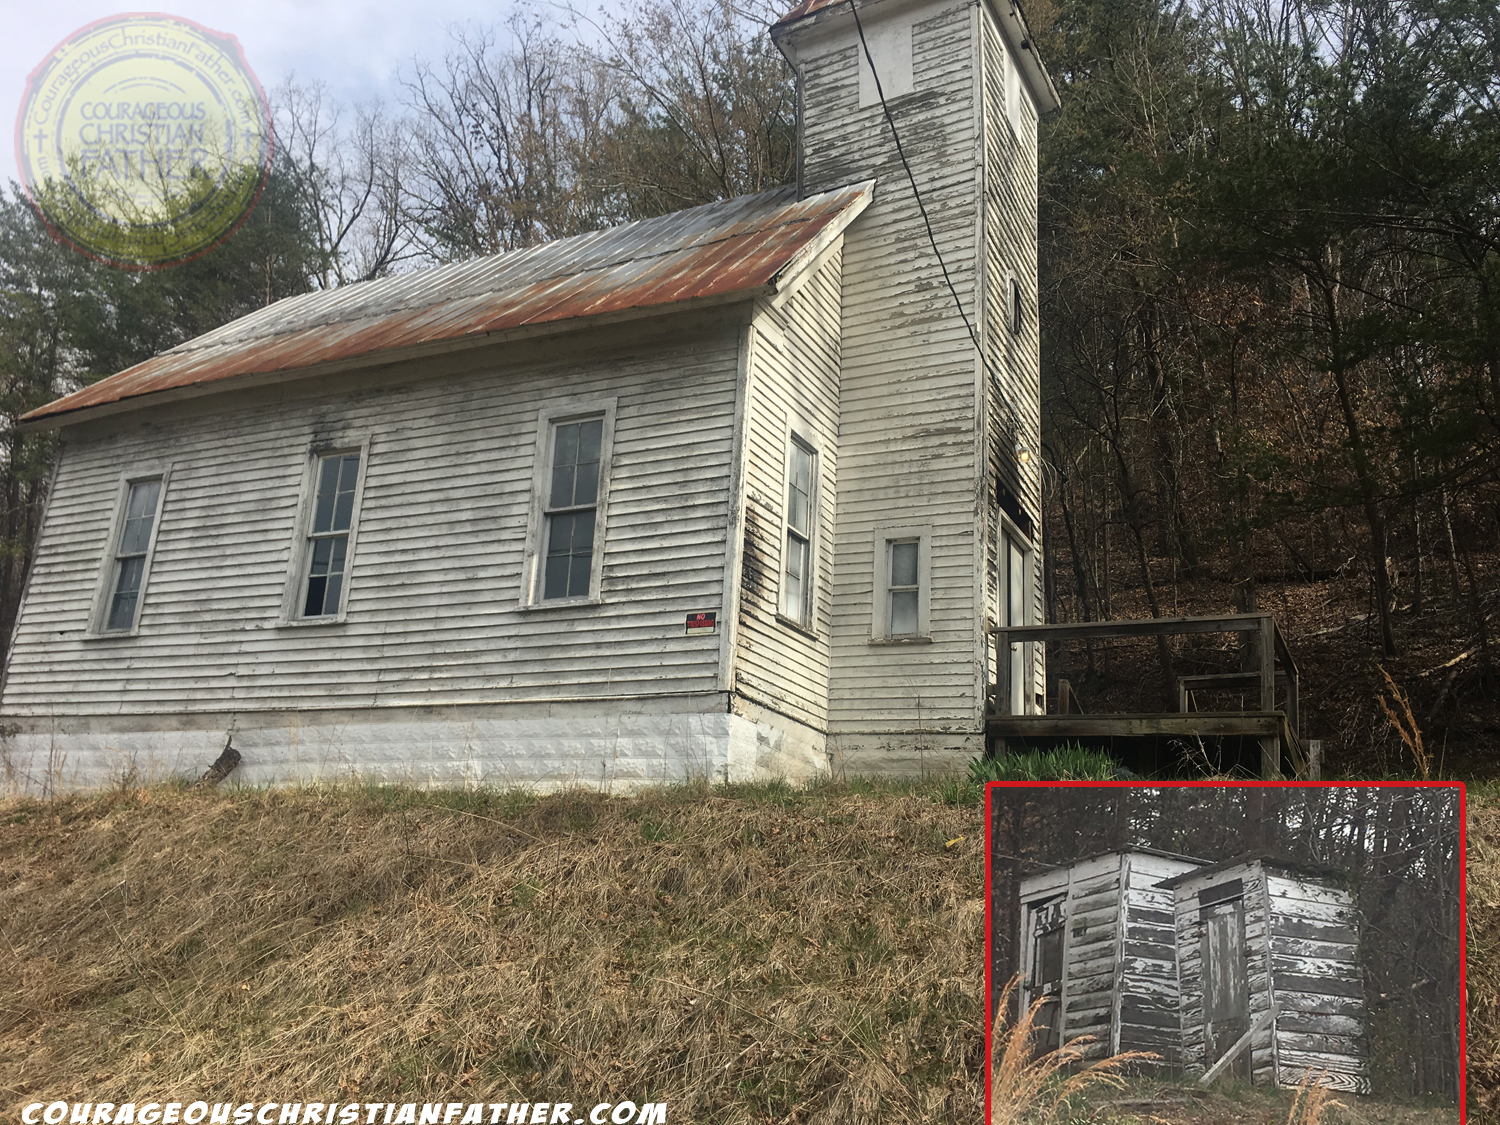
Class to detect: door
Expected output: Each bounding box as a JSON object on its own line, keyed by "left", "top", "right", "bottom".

{"left": 1201, "top": 897, "right": 1250, "bottom": 1079}
{"left": 1005, "top": 535, "right": 1028, "bottom": 715}
{"left": 1025, "top": 898, "right": 1065, "bottom": 1054}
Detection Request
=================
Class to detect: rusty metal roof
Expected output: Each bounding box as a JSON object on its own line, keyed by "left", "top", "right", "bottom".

{"left": 25, "top": 181, "right": 872, "bottom": 428}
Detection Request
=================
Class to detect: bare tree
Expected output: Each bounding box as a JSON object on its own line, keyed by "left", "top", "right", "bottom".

{"left": 272, "top": 78, "right": 417, "bottom": 285}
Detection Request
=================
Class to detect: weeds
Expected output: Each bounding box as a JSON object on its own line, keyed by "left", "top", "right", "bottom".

{"left": 1377, "top": 665, "right": 1432, "bottom": 778}
{"left": 987, "top": 975, "right": 1144, "bottom": 1124}
{"left": 1284, "top": 1074, "right": 1345, "bottom": 1124}
{"left": 970, "top": 743, "right": 1119, "bottom": 783}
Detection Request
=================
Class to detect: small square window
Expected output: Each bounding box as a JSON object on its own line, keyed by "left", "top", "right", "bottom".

{"left": 872, "top": 527, "right": 930, "bottom": 642}
{"left": 888, "top": 540, "right": 920, "bottom": 638}
{"left": 98, "top": 476, "right": 165, "bottom": 633}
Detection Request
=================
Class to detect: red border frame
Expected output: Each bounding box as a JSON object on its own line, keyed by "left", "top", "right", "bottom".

{"left": 983, "top": 781, "right": 1468, "bottom": 1123}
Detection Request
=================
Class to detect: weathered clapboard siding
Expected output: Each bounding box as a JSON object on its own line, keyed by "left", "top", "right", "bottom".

{"left": 732, "top": 248, "right": 844, "bottom": 729}
{"left": 791, "top": 1, "right": 985, "bottom": 753}
{"left": 980, "top": 1, "right": 1044, "bottom": 704}
{"left": 3, "top": 320, "right": 744, "bottom": 714}
{"left": 1020, "top": 850, "right": 1202, "bottom": 1063}
{"left": 1116, "top": 853, "right": 1197, "bottom": 1059}
{"left": 1170, "top": 860, "right": 1369, "bottom": 1092}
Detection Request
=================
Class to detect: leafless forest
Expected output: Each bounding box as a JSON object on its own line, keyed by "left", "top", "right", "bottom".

{"left": 1, "top": 0, "right": 1495, "bottom": 776}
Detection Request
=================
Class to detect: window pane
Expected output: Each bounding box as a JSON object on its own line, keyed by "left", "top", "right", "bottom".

{"left": 304, "top": 575, "right": 328, "bottom": 617}
{"left": 543, "top": 554, "right": 570, "bottom": 599}
{"left": 338, "top": 454, "right": 361, "bottom": 494}
{"left": 571, "top": 507, "right": 595, "bottom": 548}
{"left": 549, "top": 419, "right": 602, "bottom": 508}
{"left": 310, "top": 537, "right": 334, "bottom": 576}
{"left": 569, "top": 550, "right": 592, "bottom": 597}
{"left": 322, "top": 573, "right": 344, "bottom": 616}
{"left": 555, "top": 422, "right": 580, "bottom": 469}
{"left": 107, "top": 588, "right": 139, "bottom": 633}
{"left": 544, "top": 510, "right": 596, "bottom": 599}
{"left": 106, "top": 555, "right": 146, "bottom": 631}
{"left": 578, "top": 419, "right": 603, "bottom": 464}
{"left": 784, "top": 531, "right": 809, "bottom": 621}
{"left": 119, "top": 480, "right": 160, "bottom": 555}
{"left": 573, "top": 459, "right": 599, "bottom": 506}
{"left": 787, "top": 444, "right": 813, "bottom": 537}
{"left": 126, "top": 479, "right": 160, "bottom": 520}
{"left": 890, "top": 589, "right": 918, "bottom": 637}
{"left": 891, "top": 541, "right": 918, "bottom": 588}
{"left": 550, "top": 463, "right": 576, "bottom": 509}
{"left": 331, "top": 490, "right": 354, "bottom": 533}
{"left": 313, "top": 482, "right": 336, "bottom": 534}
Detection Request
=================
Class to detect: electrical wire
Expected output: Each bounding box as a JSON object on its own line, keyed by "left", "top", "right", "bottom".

{"left": 848, "top": 0, "right": 983, "bottom": 356}
{"left": 845, "top": 0, "right": 1024, "bottom": 435}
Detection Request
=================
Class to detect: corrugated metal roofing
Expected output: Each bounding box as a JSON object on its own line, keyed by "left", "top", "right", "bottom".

{"left": 25, "top": 181, "right": 872, "bottom": 428}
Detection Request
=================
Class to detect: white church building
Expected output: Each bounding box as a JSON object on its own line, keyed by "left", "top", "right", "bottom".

{"left": 0, "top": 0, "right": 1057, "bottom": 793}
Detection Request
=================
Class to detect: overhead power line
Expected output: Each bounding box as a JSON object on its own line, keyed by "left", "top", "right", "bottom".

{"left": 844, "top": 0, "right": 1027, "bottom": 441}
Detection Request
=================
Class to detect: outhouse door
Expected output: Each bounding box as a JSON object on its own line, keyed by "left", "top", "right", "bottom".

{"left": 1201, "top": 894, "right": 1250, "bottom": 1080}
{"left": 1025, "top": 898, "right": 1065, "bottom": 1055}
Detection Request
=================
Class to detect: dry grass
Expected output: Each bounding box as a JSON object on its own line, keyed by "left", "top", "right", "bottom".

{"left": 986, "top": 976, "right": 1138, "bottom": 1125}
{"left": 0, "top": 779, "right": 985, "bottom": 1123}
{"left": 1467, "top": 783, "right": 1500, "bottom": 1122}
{"left": 1283, "top": 1077, "right": 1344, "bottom": 1125}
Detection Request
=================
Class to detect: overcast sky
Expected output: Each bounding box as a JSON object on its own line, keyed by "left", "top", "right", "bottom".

{"left": 4, "top": 0, "right": 551, "bottom": 188}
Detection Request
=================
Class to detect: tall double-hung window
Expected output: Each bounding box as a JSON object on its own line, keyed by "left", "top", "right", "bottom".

{"left": 524, "top": 400, "right": 615, "bottom": 606}
{"left": 94, "top": 474, "right": 168, "bottom": 634}
{"left": 302, "top": 451, "right": 361, "bottom": 617}
{"left": 282, "top": 443, "right": 368, "bottom": 624}
{"left": 544, "top": 417, "right": 603, "bottom": 600}
{"left": 781, "top": 438, "right": 817, "bottom": 628}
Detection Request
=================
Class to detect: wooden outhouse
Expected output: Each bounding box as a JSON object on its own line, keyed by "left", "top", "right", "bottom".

{"left": 1162, "top": 858, "right": 1369, "bottom": 1091}
{"left": 1018, "top": 849, "right": 1202, "bottom": 1062}
{"left": 0, "top": 0, "right": 1059, "bottom": 792}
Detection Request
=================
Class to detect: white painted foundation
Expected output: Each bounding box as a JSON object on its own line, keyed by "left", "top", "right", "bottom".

{"left": 0, "top": 693, "right": 834, "bottom": 796}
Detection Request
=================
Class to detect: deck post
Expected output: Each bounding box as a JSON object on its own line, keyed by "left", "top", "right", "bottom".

{"left": 1258, "top": 615, "right": 1280, "bottom": 777}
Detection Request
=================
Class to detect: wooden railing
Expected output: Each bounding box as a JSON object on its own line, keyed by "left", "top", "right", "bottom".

{"left": 988, "top": 613, "right": 1308, "bottom": 778}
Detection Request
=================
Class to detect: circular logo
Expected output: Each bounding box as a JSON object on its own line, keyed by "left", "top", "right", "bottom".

{"left": 15, "top": 13, "right": 273, "bottom": 270}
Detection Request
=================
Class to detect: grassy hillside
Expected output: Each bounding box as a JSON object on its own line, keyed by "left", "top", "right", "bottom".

{"left": 0, "top": 780, "right": 1489, "bottom": 1123}
{"left": 0, "top": 781, "right": 984, "bottom": 1122}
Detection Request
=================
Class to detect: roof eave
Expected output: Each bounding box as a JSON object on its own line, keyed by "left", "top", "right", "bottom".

{"left": 18, "top": 285, "right": 771, "bottom": 433}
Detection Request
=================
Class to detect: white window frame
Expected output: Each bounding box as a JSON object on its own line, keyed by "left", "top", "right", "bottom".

{"left": 777, "top": 422, "right": 820, "bottom": 632}
{"left": 520, "top": 397, "right": 617, "bottom": 609}
{"left": 87, "top": 465, "right": 171, "bottom": 637}
{"left": 998, "top": 514, "right": 1037, "bottom": 714}
{"left": 279, "top": 437, "right": 371, "bottom": 626}
{"left": 871, "top": 525, "right": 932, "bottom": 642}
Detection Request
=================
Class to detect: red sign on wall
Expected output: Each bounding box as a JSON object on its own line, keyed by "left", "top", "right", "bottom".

{"left": 685, "top": 611, "right": 718, "bottom": 635}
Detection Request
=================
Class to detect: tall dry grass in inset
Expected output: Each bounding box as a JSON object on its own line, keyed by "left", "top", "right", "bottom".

{"left": 1283, "top": 1073, "right": 1345, "bottom": 1125}
{"left": 987, "top": 976, "right": 1145, "bottom": 1125}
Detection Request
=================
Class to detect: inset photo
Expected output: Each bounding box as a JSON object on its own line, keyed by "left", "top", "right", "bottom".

{"left": 985, "top": 783, "right": 1464, "bottom": 1124}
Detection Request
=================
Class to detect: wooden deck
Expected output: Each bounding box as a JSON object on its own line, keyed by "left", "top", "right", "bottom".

{"left": 987, "top": 614, "right": 1310, "bottom": 778}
